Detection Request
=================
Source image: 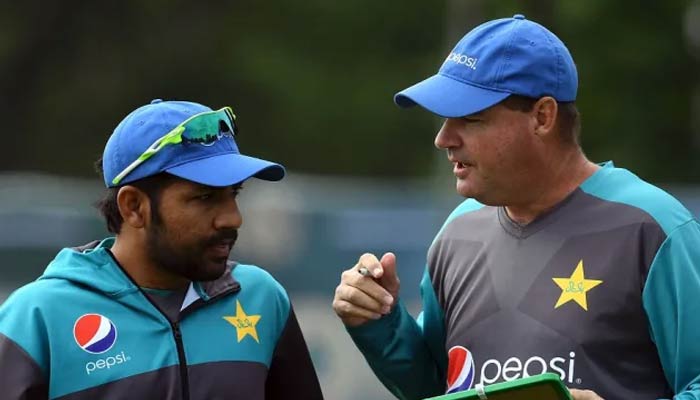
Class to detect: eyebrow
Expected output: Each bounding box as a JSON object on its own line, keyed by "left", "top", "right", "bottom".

{"left": 192, "top": 182, "right": 243, "bottom": 192}
{"left": 463, "top": 112, "right": 484, "bottom": 118}
{"left": 466, "top": 107, "right": 489, "bottom": 117}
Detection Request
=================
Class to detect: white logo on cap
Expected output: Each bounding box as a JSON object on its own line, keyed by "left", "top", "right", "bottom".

{"left": 445, "top": 52, "right": 478, "bottom": 70}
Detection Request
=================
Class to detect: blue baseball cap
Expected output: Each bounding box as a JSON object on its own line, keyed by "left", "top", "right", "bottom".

{"left": 102, "top": 99, "right": 285, "bottom": 187}
{"left": 394, "top": 14, "right": 578, "bottom": 118}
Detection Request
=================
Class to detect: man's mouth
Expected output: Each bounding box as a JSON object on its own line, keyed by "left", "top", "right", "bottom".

{"left": 451, "top": 158, "right": 473, "bottom": 171}
{"left": 208, "top": 239, "right": 234, "bottom": 258}
{"left": 451, "top": 157, "right": 476, "bottom": 177}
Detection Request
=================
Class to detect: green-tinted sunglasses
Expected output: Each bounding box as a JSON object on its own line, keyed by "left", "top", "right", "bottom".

{"left": 111, "top": 107, "right": 237, "bottom": 186}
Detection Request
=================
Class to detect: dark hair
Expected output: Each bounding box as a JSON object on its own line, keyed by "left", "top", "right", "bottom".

{"left": 93, "top": 158, "right": 176, "bottom": 234}
{"left": 501, "top": 95, "right": 581, "bottom": 146}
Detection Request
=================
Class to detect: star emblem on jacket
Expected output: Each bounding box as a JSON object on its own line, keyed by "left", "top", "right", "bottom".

{"left": 223, "top": 300, "right": 261, "bottom": 343}
{"left": 552, "top": 259, "right": 603, "bottom": 311}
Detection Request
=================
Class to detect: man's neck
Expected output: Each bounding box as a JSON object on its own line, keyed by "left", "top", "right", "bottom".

{"left": 505, "top": 151, "right": 599, "bottom": 225}
{"left": 110, "top": 236, "right": 190, "bottom": 290}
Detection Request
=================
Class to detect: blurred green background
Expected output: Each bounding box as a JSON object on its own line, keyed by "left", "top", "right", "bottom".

{"left": 3, "top": 0, "right": 700, "bottom": 180}
{"left": 1, "top": 1, "right": 699, "bottom": 399}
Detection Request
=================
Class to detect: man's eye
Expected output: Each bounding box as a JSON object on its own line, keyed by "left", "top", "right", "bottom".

{"left": 462, "top": 117, "right": 481, "bottom": 123}
{"left": 197, "top": 193, "right": 213, "bottom": 201}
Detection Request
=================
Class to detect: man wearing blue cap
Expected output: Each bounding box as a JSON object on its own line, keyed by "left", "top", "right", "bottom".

{"left": 333, "top": 15, "right": 700, "bottom": 400}
{"left": 0, "top": 100, "right": 324, "bottom": 399}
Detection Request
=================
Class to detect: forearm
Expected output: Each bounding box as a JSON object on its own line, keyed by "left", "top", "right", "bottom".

{"left": 347, "top": 301, "right": 444, "bottom": 400}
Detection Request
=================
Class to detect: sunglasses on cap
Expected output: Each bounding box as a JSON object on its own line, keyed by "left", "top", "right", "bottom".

{"left": 111, "top": 107, "right": 238, "bottom": 186}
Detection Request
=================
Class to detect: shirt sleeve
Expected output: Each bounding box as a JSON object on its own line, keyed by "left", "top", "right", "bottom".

{"left": 0, "top": 299, "right": 49, "bottom": 400}
{"left": 265, "top": 306, "right": 324, "bottom": 400}
{"left": 642, "top": 219, "right": 700, "bottom": 399}
{"left": 346, "top": 268, "right": 447, "bottom": 400}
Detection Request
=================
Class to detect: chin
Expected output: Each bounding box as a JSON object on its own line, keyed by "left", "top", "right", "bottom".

{"left": 455, "top": 180, "right": 476, "bottom": 199}
{"left": 456, "top": 181, "right": 494, "bottom": 205}
{"left": 192, "top": 260, "right": 228, "bottom": 281}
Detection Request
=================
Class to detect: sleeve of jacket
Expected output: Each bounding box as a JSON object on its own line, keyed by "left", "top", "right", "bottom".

{"left": 346, "top": 268, "right": 447, "bottom": 400}
{"left": 642, "top": 219, "right": 700, "bottom": 399}
{"left": 0, "top": 289, "right": 50, "bottom": 400}
{"left": 265, "top": 306, "right": 324, "bottom": 400}
{"left": 343, "top": 200, "right": 481, "bottom": 400}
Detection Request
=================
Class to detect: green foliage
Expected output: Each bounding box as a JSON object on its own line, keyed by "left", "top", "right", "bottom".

{"left": 0, "top": 1, "right": 698, "bottom": 181}
{"left": 486, "top": 1, "right": 700, "bottom": 182}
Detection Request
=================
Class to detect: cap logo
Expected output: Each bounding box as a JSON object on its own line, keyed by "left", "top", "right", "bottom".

{"left": 445, "top": 52, "right": 478, "bottom": 70}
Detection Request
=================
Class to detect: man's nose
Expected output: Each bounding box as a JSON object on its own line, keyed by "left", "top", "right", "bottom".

{"left": 214, "top": 199, "right": 243, "bottom": 230}
{"left": 434, "top": 119, "right": 460, "bottom": 149}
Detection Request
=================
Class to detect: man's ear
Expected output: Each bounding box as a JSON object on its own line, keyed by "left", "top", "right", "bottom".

{"left": 116, "top": 186, "right": 151, "bottom": 229}
{"left": 533, "top": 96, "right": 558, "bottom": 138}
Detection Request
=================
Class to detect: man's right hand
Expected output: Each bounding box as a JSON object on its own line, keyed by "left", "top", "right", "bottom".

{"left": 332, "top": 252, "right": 400, "bottom": 327}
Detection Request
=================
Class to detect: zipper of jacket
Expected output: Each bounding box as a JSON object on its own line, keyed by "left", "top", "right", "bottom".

{"left": 171, "top": 287, "right": 239, "bottom": 399}
{"left": 171, "top": 322, "right": 190, "bottom": 400}
{"left": 172, "top": 284, "right": 239, "bottom": 399}
{"left": 105, "top": 251, "right": 239, "bottom": 400}
{"left": 141, "top": 290, "right": 237, "bottom": 400}
{"left": 104, "top": 262, "right": 189, "bottom": 398}
{"left": 122, "top": 291, "right": 191, "bottom": 399}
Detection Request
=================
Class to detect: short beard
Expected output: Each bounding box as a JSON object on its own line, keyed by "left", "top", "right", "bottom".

{"left": 145, "top": 208, "right": 237, "bottom": 282}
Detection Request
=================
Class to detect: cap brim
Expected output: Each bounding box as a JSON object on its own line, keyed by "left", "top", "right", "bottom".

{"left": 394, "top": 73, "right": 511, "bottom": 118}
{"left": 166, "top": 153, "right": 285, "bottom": 187}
